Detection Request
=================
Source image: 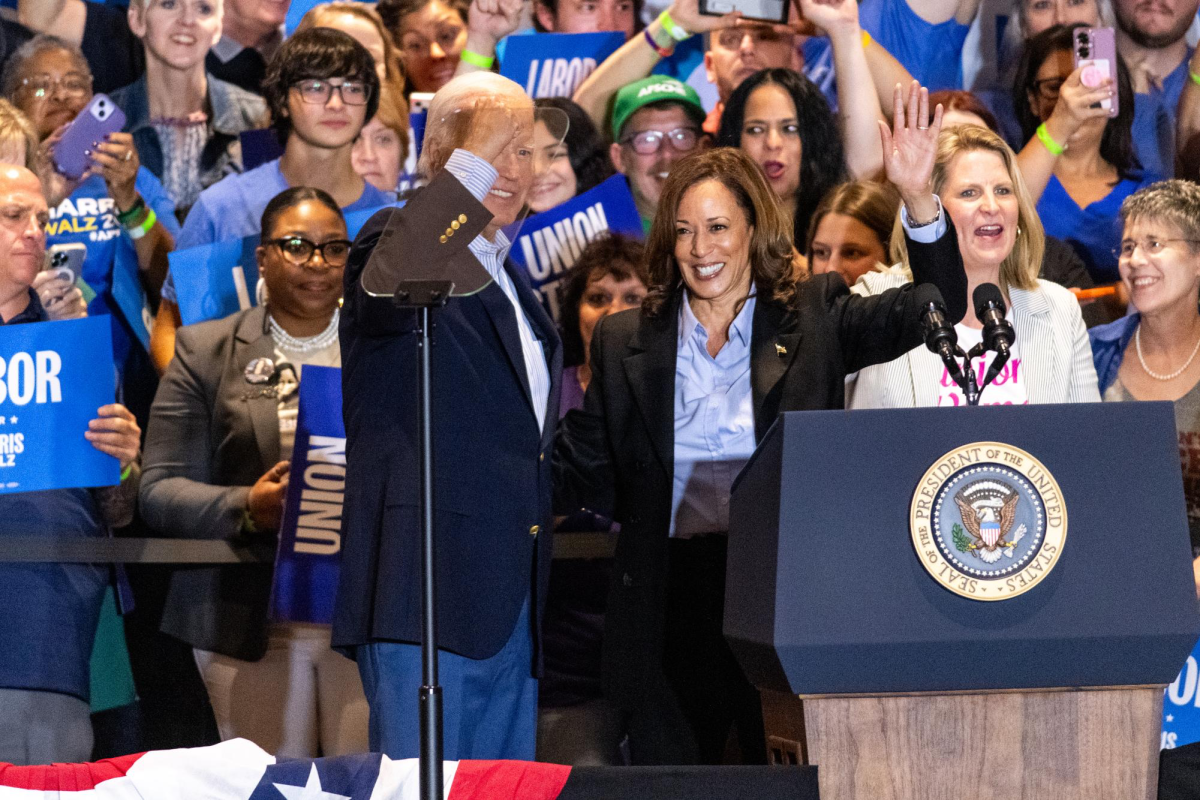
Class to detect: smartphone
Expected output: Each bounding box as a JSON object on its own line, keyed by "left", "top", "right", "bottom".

{"left": 53, "top": 94, "right": 127, "bottom": 181}
{"left": 700, "top": 0, "right": 788, "bottom": 24}
{"left": 44, "top": 242, "right": 86, "bottom": 287}
{"left": 1073, "top": 27, "right": 1119, "bottom": 118}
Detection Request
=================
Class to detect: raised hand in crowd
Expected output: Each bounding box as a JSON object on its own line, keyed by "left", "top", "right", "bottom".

{"left": 1015, "top": 64, "right": 1113, "bottom": 201}
{"left": 1177, "top": 47, "right": 1200, "bottom": 179}
{"left": 30, "top": 269, "right": 87, "bottom": 321}
{"left": 879, "top": 80, "right": 943, "bottom": 225}
{"left": 85, "top": 403, "right": 141, "bottom": 470}
{"left": 460, "top": 99, "right": 529, "bottom": 163}
{"left": 456, "top": 0, "right": 526, "bottom": 77}
{"left": 247, "top": 461, "right": 291, "bottom": 532}
{"left": 84, "top": 132, "right": 140, "bottom": 215}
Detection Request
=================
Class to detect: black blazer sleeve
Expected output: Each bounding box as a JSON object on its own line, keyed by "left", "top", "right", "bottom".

{"left": 905, "top": 215, "right": 969, "bottom": 324}
{"left": 344, "top": 170, "right": 493, "bottom": 339}
{"left": 553, "top": 316, "right": 617, "bottom": 519}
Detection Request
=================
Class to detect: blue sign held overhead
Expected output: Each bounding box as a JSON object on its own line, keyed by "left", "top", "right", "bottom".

{"left": 0, "top": 316, "right": 120, "bottom": 494}
{"left": 272, "top": 365, "right": 345, "bottom": 625}
{"left": 499, "top": 31, "right": 624, "bottom": 99}
{"left": 510, "top": 175, "right": 643, "bottom": 321}
{"left": 1163, "top": 636, "right": 1200, "bottom": 750}
{"left": 170, "top": 204, "right": 396, "bottom": 326}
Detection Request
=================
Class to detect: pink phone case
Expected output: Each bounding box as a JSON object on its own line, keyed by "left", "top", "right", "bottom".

{"left": 1073, "top": 27, "right": 1119, "bottom": 118}
{"left": 53, "top": 94, "right": 127, "bottom": 181}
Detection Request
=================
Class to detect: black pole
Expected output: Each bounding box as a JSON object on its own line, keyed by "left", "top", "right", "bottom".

{"left": 416, "top": 304, "right": 442, "bottom": 800}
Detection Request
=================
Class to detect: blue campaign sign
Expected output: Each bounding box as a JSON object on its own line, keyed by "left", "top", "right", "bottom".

{"left": 0, "top": 316, "right": 119, "bottom": 494}
{"left": 170, "top": 204, "right": 396, "bottom": 326}
{"left": 510, "top": 175, "right": 643, "bottom": 321}
{"left": 272, "top": 365, "right": 345, "bottom": 624}
{"left": 499, "top": 31, "right": 624, "bottom": 99}
{"left": 1163, "top": 636, "right": 1200, "bottom": 750}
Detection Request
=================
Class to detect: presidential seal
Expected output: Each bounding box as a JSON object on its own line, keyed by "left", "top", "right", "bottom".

{"left": 910, "top": 442, "right": 1067, "bottom": 601}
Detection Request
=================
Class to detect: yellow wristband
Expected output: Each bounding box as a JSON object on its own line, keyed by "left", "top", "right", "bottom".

{"left": 120, "top": 463, "right": 132, "bottom": 482}
{"left": 1036, "top": 122, "right": 1065, "bottom": 156}
{"left": 861, "top": 29, "right": 871, "bottom": 49}
{"left": 1190, "top": 70, "right": 1200, "bottom": 87}
{"left": 658, "top": 8, "right": 691, "bottom": 41}
{"left": 459, "top": 48, "right": 495, "bottom": 69}
{"left": 126, "top": 207, "right": 156, "bottom": 240}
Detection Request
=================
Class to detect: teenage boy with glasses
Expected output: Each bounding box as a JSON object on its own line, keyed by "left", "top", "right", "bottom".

{"left": 151, "top": 27, "right": 392, "bottom": 374}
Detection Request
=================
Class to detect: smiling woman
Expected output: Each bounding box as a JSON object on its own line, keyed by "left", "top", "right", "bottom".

{"left": 378, "top": 0, "right": 470, "bottom": 95}
{"left": 528, "top": 97, "right": 613, "bottom": 214}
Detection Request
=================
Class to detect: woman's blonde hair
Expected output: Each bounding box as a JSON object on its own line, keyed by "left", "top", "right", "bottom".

{"left": 0, "top": 98, "right": 39, "bottom": 172}
{"left": 889, "top": 125, "right": 1043, "bottom": 294}
{"left": 643, "top": 147, "right": 797, "bottom": 316}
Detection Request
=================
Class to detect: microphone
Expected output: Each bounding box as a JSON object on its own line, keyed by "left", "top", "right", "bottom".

{"left": 916, "top": 284, "right": 967, "bottom": 392}
{"left": 972, "top": 283, "right": 1016, "bottom": 391}
{"left": 973, "top": 283, "right": 1015, "bottom": 357}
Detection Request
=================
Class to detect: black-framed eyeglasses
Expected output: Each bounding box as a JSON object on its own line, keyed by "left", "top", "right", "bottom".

{"left": 19, "top": 73, "right": 92, "bottom": 100}
{"left": 291, "top": 79, "right": 372, "bottom": 106}
{"left": 269, "top": 236, "right": 353, "bottom": 267}
{"left": 1114, "top": 238, "right": 1200, "bottom": 260}
{"left": 1032, "top": 77, "right": 1066, "bottom": 102}
{"left": 620, "top": 127, "right": 700, "bottom": 156}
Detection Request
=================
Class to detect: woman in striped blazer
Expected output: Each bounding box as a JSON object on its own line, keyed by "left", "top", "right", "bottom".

{"left": 847, "top": 124, "right": 1099, "bottom": 408}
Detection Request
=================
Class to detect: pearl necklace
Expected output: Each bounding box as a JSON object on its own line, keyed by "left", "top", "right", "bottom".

{"left": 1135, "top": 324, "right": 1200, "bottom": 381}
{"left": 268, "top": 309, "right": 340, "bottom": 353}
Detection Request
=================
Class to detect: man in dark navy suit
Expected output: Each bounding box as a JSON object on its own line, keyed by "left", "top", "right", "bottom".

{"left": 333, "top": 72, "right": 562, "bottom": 761}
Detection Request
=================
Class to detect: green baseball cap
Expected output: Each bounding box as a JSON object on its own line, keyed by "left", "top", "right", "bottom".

{"left": 610, "top": 77, "right": 706, "bottom": 142}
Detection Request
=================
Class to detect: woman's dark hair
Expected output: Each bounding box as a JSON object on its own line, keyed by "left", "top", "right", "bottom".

{"left": 558, "top": 234, "right": 648, "bottom": 365}
{"left": 643, "top": 147, "right": 797, "bottom": 317}
{"left": 262, "top": 27, "right": 381, "bottom": 143}
{"left": 378, "top": 0, "right": 469, "bottom": 31}
{"left": 1013, "top": 23, "right": 1139, "bottom": 180}
{"left": 260, "top": 186, "right": 345, "bottom": 239}
{"left": 535, "top": 96, "right": 614, "bottom": 196}
{"left": 928, "top": 89, "right": 1001, "bottom": 134}
{"left": 531, "top": 0, "right": 643, "bottom": 33}
{"left": 716, "top": 68, "right": 847, "bottom": 248}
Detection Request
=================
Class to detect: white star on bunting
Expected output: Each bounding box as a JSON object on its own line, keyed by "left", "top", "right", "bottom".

{"left": 274, "top": 765, "right": 352, "bottom": 800}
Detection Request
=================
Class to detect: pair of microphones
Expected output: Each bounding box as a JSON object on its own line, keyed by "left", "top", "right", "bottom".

{"left": 917, "top": 283, "right": 1015, "bottom": 407}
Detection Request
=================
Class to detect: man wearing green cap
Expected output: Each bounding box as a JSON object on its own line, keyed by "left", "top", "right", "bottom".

{"left": 609, "top": 76, "right": 708, "bottom": 231}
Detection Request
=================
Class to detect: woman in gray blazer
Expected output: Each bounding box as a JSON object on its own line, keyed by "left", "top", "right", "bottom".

{"left": 848, "top": 124, "right": 1099, "bottom": 408}
{"left": 139, "top": 187, "right": 368, "bottom": 757}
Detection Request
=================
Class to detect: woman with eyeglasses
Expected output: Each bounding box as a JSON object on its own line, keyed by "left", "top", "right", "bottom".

{"left": 141, "top": 186, "right": 369, "bottom": 757}
{"left": 1012, "top": 24, "right": 1157, "bottom": 287}
{"left": 3, "top": 35, "right": 180, "bottom": 420}
{"left": 1090, "top": 180, "right": 1200, "bottom": 596}
{"left": 151, "top": 27, "right": 392, "bottom": 374}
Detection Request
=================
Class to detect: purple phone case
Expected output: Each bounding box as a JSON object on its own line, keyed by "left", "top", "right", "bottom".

{"left": 1073, "top": 27, "right": 1119, "bottom": 118}
{"left": 53, "top": 94, "right": 127, "bottom": 181}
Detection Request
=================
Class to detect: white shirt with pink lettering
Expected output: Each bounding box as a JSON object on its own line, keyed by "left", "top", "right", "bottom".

{"left": 936, "top": 323, "right": 1029, "bottom": 407}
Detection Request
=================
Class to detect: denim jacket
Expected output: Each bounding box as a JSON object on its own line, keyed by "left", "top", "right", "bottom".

{"left": 110, "top": 73, "right": 267, "bottom": 213}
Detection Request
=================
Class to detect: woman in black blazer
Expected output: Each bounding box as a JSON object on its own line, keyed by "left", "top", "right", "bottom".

{"left": 553, "top": 85, "right": 965, "bottom": 766}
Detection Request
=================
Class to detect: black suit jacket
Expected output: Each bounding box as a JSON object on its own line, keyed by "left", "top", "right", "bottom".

{"left": 333, "top": 171, "right": 563, "bottom": 663}
{"left": 553, "top": 227, "right": 966, "bottom": 707}
{"left": 140, "top": 306, "right": 282, "bottom": 660}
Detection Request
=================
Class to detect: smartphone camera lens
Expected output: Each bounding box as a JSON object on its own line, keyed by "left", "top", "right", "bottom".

{"left": 1081, "top": 46, "right": 1090, "bottom": 57}
{"left": 51, "top": 252, "right": 65, "bottom": 267}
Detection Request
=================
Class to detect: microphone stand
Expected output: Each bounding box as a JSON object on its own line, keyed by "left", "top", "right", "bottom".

{"left": 392, "top": 278, "right": 454, "bottom": 800}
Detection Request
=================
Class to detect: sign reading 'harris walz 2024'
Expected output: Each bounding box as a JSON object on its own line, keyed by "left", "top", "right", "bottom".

{"left": 0, "top": 316, "right": 119, "bottom": 493}
{"left": 272, "top": 365, "right": 345, "bottom": 624}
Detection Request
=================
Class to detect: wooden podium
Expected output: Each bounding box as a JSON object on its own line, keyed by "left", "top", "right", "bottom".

{"left": 727, "top": 405, "right": 1200, "bottom": 800}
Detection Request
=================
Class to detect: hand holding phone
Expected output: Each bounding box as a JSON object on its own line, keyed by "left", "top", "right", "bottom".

{"left": 1073, "top": 27, "right": 1119, "bottom": 118}
{"left": 52, "top": 94, "right": 127, "bottom": 181}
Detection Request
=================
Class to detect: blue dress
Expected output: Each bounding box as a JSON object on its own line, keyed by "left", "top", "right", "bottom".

{"left": 1037, "top": 172, "right": 1159, "bottom": 284}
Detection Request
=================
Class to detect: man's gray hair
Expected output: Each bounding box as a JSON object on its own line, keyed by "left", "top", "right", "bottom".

{"left": 1, "top": 35, "right": 91, "bottom": 101}
{"left": 1120, "top": 179, "right": 1200, "bottom": 251}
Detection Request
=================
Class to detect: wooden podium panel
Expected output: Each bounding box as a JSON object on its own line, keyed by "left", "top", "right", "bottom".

{"left": 763, "top": 686, "right": 1164, "bottom": 800}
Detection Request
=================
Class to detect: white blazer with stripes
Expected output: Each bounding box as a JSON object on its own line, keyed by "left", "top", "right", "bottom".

{"left": 845, "top": 267, "right": 1101, "bottom": 409}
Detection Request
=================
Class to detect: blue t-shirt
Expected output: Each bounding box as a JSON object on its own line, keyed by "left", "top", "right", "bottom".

{"left": 1037, "top": 172, "right": 1159, "bottom": 284}
{"left": 803, "top": 0, "right": 969, "bottom": 103}
{"left": 46, "top": 168, "right": 180, "bottom": 369}
{"left": 165, "top": 159, "right": 393, "bottom": 301}
{"left": 1130, "top": 50, "right": 1192, "bottom": 180}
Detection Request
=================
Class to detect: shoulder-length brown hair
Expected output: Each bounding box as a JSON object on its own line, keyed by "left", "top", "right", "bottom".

{"left": 643, "top": 147, "right": 797, "bottom": 317}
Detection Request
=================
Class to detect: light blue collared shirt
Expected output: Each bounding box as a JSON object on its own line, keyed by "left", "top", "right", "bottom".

{"left": 670, "top": 293, "right": 758, "bottom": 538}
{"left": 445, "top": 149, "right": 551, "bottom": 434}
